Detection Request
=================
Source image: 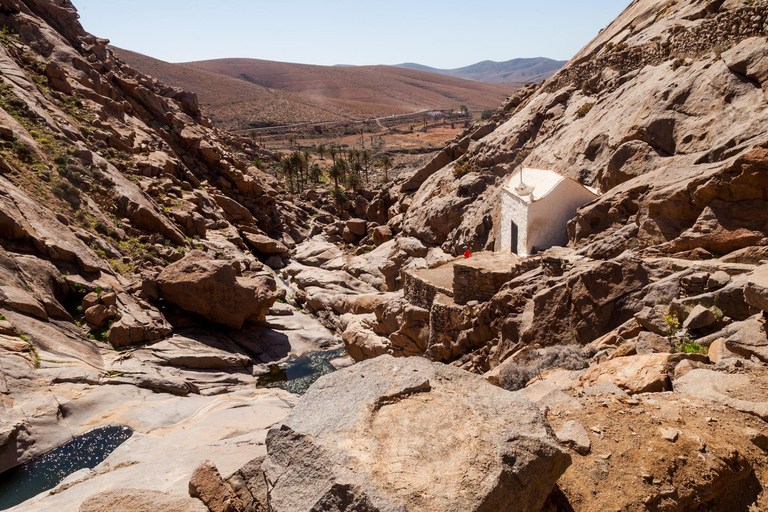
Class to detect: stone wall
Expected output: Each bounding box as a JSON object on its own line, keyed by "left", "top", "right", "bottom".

{"left": 547, "top": 2, "right": 768, "bottom": 94}
{"left": 426, "top": 294, "right": 476, "bottom": 361}
{"left": 403, "top": 270, "right": 452, "bottom": 310}
{"left": 453, "top": 258, "right": 539, "bottom": 305}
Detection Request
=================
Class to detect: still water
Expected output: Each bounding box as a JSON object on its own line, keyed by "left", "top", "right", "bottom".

{"left": 0, "top": 425, "right": 133, "bottom": 510}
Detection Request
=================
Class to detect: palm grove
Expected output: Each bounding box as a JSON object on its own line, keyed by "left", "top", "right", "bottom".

{"left": 263, "top": 144, "right": 393, "bottom": 204}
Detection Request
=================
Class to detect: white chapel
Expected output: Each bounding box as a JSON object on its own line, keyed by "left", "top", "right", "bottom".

{"left": 498, "top": 167, "right": 600, "bottom": 257}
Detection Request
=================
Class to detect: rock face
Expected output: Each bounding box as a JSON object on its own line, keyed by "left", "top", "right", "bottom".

{"left": 157, "top": 251, "right": 277, "bottom": 328}
{"left": 262, "top": 355, "right": 570, "bottom": 512}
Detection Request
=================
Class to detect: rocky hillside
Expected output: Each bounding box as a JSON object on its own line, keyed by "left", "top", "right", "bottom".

{"left": 0, "top": 0, "right": 346, "bottom": 488}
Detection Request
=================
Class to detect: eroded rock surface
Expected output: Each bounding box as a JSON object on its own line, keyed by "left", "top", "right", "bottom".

{"left": 263, "top": 355, "right": 570, "bottom": 512}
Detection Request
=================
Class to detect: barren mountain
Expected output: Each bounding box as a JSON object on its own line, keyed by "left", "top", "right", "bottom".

{"left": 396, "top": 57, "right": 567, "bottom": 83}
{"left": 181, "top": 58, "right": 515, "bottom": 120}
{"left": 114, "top": 51, "right": 514, "bottom": 131}
{"left": 111, "top": 48, "right": 352, "bottom": 130}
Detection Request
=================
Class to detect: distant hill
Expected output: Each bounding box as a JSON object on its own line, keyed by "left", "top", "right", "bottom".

{"left": 113, "top": 49, "right": 514, "bottom": 131}
{"left": 395, "top": 58, "right": 567, "bottom": 83}
{"left": 181, "top": 58, "right": 515, "bottom": 120}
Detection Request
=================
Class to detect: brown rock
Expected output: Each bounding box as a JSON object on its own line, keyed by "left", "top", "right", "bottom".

{"left": 156, "top": 251, "right": 277, "bottom": 329}
{"left": 371, "top": 225, "right": 393, "bottom": 246}
{"left": 189, "top": 460, "right": 242, "bottom": 512}
{"left": 634, "top": 331, "right": 673, "bottom": 354}
{"left": 683, "top": 304, "right": 717, "bottom": 330}
{"left": 84, "top": 304, "right": 111, "bottom": 327}
{"left": 82, "top": 292, "right": 100, "bottom": 310}
{"left": 227, "top": 456, "right": 269, "bottom": 512}
{"left": 581, "top": 353, "right": 707, "bottom": 394}
{"left": 345, "top": 218, "right": 367, "bottom": 237}
{"left": 80, "top": 488, "right": 208, "bottom": 512}
{"left": 242, "top": 232, "right": 289, "bottom": 257}
{"left": 707, "top": 338, "right": 741, "bottom": 364}
{"left": 101, "top": 291, "right": 117, "bottom": 306}
{"left": 635, "top": 306, "right": 673, "bottom": 336}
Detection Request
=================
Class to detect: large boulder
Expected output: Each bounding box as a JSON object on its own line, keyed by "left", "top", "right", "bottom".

{"left": 262, "top": 355, "right": 570, "bottom": 512}
{"left": 157, "top": 251, "right": 276, "bottom": 329}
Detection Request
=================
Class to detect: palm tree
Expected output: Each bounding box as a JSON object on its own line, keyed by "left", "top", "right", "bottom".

{"left": 329, "top": 160, "right": 346, "bottom": 189}
{"left": 316, "top": 143, "right": 326, "bottom": 160}
{"left": 379, "top": 154, "right": 392, "bottom": 182}
{"left": 280, "top": 156, "right": 295, "bottom": 193}
{"left": 346, "top": 167, "right": 361, "bottom": 195}
{"left": 310, "top": 163, "right": 322, "bottom": 183}
{"left": 328, "top": 146, "right": 337, "bottom": 164}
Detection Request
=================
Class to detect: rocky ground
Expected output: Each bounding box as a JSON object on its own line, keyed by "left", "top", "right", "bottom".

{"left": 1, "top": 0, "right": 768, "bottom": 511}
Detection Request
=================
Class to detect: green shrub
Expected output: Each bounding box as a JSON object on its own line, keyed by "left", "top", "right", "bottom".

{"left": 575, "top": 103, "right": 595, "bottom": 119}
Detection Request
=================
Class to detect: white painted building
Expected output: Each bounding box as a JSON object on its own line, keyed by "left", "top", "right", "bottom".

{"left": 498, "top": 167, "right": 600, "bottom": 257}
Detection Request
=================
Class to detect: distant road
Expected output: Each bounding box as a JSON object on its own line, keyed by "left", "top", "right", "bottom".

{"left": 230, "top": 109, "right": 433, "bottom": 135}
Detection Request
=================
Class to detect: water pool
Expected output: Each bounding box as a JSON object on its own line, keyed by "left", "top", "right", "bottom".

{"left": 0, "top": 425, "right": 133, "bottom": 510}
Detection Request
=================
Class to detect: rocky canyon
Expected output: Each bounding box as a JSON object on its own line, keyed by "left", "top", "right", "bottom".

{"left": 0, "top": 0, "right": 767, "bottom": 511}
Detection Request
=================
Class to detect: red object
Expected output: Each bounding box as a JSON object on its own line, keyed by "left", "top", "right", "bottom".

{"left": 464, "top": 250, "right": 472, "bottom": 259}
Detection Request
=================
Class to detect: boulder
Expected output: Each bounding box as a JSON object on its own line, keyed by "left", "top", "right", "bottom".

{"left": 634, "top": 331, "right": 673, "bottom": 354}
{"left": 744, "top": 264, "right": 768, "bottom": 313}
{"left": 242, "top": 232, "right": 290, "bottom": 257}
{"left": 80, "top": 489, "right": 208, "bottom": 512}
{"left": 556, "top": 420, "right": 591, "bottom": 455}
{"left": 188, "top": 460, "right": 242, "bottom": 512}
{"left": 581, "top": 353, "right": 707, "bottom": 394}
{"left": 635, "top": 305, "right": 672, "bottom": 336}
{"left": 345, "top": 219, "right": 367, "bottom": 237}
{"left": 706, "top": 271, "right": 731, "bottom": 290}
{"left": 227, "top": 456, "right": 269, "bottom": 512}
{"left": 674, "top": 369, "right": 768, "bottom": 421}
{"left": 683, "top": 304, "right": 717, "bottom": 330}
{"left": 157, "top": 251, "right": 277, "bottom": 329}
{"left": 371, "top": 225, "right": 393, "bottom": 246}
{"left": 84, "top": 304, "right": 111, "bottom": 327}
{"left": 263, "top": 355, "right": 570, "bottom": 512}
{"left": 724, "top": 315, "right": 768, "bottom": 362}
{"left": 293, "top": 238, "right": 344, "bottom": 269}
{"left": 707, "top": 338, "right": 741, "bottom": 364}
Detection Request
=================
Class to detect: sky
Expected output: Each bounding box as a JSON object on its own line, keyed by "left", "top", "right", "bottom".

{"left": 74, "top": 0, "right": 630, "bottom": 68}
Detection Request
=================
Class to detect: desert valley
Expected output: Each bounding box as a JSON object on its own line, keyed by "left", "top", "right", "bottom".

{"left": 0, "top": 0, "right": 768, "bottom": 511}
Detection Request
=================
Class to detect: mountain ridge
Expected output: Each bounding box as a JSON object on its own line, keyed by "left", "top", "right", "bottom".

{"left": 395, "top": 57, "right": 566, "bottom": 83}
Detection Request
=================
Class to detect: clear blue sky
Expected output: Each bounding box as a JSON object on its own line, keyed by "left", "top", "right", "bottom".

{"left": 74, "top": 0, "right": 630, "bottom": 68}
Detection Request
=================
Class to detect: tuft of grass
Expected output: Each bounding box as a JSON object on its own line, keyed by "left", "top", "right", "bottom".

{"left": 575, "top": 103, "right": 595, "bottom": 119}
{"left": 678, "top": 340, "right": 707, "bottom": 355}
